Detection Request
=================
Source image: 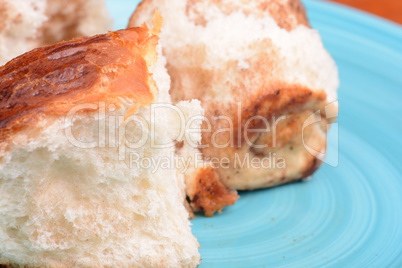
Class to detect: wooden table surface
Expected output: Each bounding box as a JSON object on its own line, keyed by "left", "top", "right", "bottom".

{"left": 329, "top": 0, "right": 402, "bottom": 24}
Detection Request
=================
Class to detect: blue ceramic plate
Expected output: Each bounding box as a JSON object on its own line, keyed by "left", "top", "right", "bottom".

{"left": 106, "top": 0, "right": 402, "bottom": 266}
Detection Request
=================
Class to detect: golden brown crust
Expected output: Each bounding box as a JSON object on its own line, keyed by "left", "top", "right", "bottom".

{"left": 0, "top": 27, "right": 159, "bottom": 146}
{"left": 190, "top": 167, "right": 239, "bottom": 217}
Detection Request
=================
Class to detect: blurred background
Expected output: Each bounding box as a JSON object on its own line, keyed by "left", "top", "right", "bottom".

{"left": 329, "top": 0, "right": 401, "bottom": 24}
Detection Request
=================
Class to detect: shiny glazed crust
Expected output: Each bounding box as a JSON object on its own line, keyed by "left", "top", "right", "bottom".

{"left": 0, "top": 27, "right": 159, "bottom": 152}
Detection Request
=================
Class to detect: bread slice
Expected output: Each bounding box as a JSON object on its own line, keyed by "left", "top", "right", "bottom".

{"left": 0, "top": 0, "right": 111, "bottom": 65}
{"left": 130, "top": 0, "right": 339, "bottom": 215}
{"left": 0, "top": 23, "right": 201, "bottom": 267}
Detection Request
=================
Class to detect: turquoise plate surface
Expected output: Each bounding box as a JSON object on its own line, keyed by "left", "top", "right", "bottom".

{"left": 106, "top": 0, "right": 402, "bottom": 266}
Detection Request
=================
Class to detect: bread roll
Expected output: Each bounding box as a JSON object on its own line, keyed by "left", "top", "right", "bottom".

{"left": 0, "top": 0, "right": 111, "bottom": 65}
{"left": 130, "top": 0, "right": 339, "bottom": 216}
{"left": 0, "top": 23, "right": 201, "bottom": 267}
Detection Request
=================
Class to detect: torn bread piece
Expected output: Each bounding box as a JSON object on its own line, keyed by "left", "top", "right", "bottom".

{"left": 130, "top": 0, "right": 339, "bottom": 216}
{"left": 0, "top": 24, "right": 201, "bottom": 267}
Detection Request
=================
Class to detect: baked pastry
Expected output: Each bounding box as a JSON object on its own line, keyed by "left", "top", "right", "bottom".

{"left": 0, "top": 0, "right": 111, "bottom": 65}
{"left": 0, "top": 23, "right": 201, "bottom": 267}
{"left": 130, "top": 0, "right": 339, "bottom": 215}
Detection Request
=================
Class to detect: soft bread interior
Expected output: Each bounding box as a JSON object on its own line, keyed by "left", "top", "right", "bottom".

{"left": 0, "top": 43, "right": 201, "bottom": 267}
